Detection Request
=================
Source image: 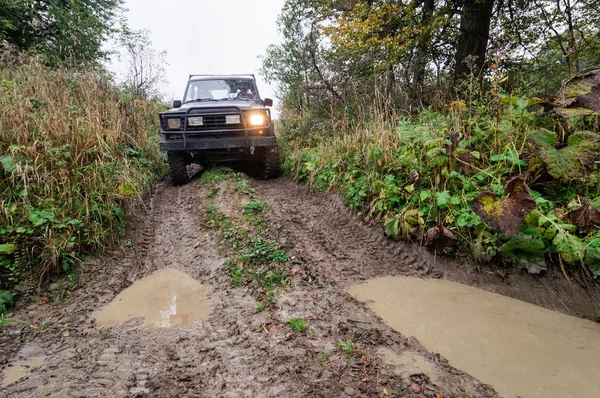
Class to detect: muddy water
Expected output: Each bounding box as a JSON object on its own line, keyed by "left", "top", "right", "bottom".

{"left": 91, "top": 269, "right": 211, "bottom": 329}
{"left": 1, "top": 357, "right": 45, "bottom": 387}
{"left": 350, "top": 277, "right": 600, "bottom": 398}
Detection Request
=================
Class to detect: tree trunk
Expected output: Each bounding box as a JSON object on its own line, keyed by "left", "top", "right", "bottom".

{"left": 413, "top": 0, "right": 435, "bottom": 90}
{"left": 453, "top": 0, "right": 495, "bottom": 82}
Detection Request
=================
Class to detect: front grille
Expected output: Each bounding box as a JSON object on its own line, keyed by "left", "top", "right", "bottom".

{"left": 185, "top": 107, "right": 242, "bottom": 131}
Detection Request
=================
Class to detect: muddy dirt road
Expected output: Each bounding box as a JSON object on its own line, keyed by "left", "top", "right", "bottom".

{"left": 1, "top": 173, "right": 599, "bottom": 397}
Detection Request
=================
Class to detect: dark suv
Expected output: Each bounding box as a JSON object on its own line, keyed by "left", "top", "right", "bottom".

{"left": 159, "top": 74, "right": 280, "bottom": 185}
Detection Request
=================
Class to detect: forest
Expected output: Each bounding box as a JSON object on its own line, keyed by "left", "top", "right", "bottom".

{"left": 262, "top": 0, "right": 600, "bottom": 279}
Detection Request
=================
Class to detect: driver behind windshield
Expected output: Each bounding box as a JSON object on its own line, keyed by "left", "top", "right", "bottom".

{"left": 236, "top": 82, "right": 255, "bottom": 100}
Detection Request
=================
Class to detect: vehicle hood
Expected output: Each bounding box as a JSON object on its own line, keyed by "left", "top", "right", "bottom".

{"left": 164, "top": 100, "right": 267, "bottom": 113}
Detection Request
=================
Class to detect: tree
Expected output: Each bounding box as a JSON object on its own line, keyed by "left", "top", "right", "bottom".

{"left": 454, "top": 0, "right": 496, "bottom": 81}
{"left": 118, "top": 28, "right": 167, "bottom": 98}
{"left": 0, "top": 0, "right": 123, "bottom": 65}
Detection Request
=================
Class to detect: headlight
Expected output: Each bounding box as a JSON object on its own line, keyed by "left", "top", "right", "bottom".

{"left": 167, "top": 118, "right": 182, "bottom": 130}
{"left": 226, "top": 115, "right": 241, "bottom": 124}
{"left": 249, "top": 114, "right": 265, "bottom": 126}
{"left": 188, "top": 116, "right": 203, "bottom": 126}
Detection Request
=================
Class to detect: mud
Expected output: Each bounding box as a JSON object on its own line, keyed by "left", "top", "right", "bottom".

{"left": 254, "top": 178, "right": 600, "bottom": 321}
{"left": 0, "top": 175, "right": 596, "bottom": 397}
{"left": 91, "top": 268, "right": 211, "bottom": 329}
{"left": 351, "top": 276, "right": 600, "bottom": 398}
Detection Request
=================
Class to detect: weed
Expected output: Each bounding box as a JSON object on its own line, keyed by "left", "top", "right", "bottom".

{"left": 256, "top": 301, "right": 265, "bottom": 312}
{"left": 242, "top": 201, "right": 270, "bottom": 215}
{"left": 0, "top": 314, "right": 11, "bottom": 328}
{"left": 202, "top": 205, "right": 228, "bottom": 230}
{"left": 200, "top": 167, "right": 234, "bottom": 184}
{"left": 0, "top": 290, "right": 15, "bottom": 314}
{"left": 207, "top": 187, "right": 218, "bottom": 199}
{"left": 338, "top": 339, "right": 354, "bottom": 356}
{"left": 288, "top": 317, "right": 308, "bottom": 331}
{"left": 318, "top": 352, "right": 327, "bottom": 362}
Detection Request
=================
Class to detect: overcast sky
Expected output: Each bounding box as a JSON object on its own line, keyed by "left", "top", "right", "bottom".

{"left": 116, "top": 0, "right": 285, "bottom": 111}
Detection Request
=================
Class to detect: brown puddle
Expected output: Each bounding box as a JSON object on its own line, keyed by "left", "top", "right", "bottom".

{"left": 1, "top": 357, "right": 45, "bottom": 387}
{"left": 350, "top": 277, "right": 600, "bottom": 398}
{"left": 91, "top": 269, "right": 211, "bottom": 329}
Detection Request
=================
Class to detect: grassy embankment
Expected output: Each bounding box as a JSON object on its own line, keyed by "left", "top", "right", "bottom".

{"left": 278, "top": 97, "right": 600, "bottom": 279}
{"left": 0, "top": 58, "right": 167, "bottom": 309}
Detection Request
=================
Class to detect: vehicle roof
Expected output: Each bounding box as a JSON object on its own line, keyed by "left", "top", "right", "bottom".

{"left": 188, "top": 75, "right": 255, "bottom": 82}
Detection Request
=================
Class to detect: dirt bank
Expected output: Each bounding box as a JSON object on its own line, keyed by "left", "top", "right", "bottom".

{"left": 255, "top": 178, "right": 600, "bottom": 321}
{"left": 0, "top": 174, "right": 597, "bottom": 397}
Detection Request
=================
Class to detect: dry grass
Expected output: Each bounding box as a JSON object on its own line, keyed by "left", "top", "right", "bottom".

{"left": 0, "top": 54, "right": 166, "bottom": 284}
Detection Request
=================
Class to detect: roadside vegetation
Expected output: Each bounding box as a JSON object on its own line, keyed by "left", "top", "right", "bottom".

{"left": 263, "top": 0, "right": 600, "bottom": 280}
{"left": 0, "top": 1, "right": 168, "bottom": 305}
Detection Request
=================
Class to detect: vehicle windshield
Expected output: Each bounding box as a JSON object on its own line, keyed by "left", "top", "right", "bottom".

{"left": 184, "top": 79, "right": 258, "bottom": 102}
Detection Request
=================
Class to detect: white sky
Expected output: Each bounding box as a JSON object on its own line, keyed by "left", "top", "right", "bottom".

{"left": 116, "top": 0, "right": 285, "bottom": 111}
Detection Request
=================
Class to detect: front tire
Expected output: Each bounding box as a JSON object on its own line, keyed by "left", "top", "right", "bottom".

{"left": 257, "top": 146, "right": 280, "bottom": 180}
{"left": 167, "top": 151, "right": 189, "bottom": 186}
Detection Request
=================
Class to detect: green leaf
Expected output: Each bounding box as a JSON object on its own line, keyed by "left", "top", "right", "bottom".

{"left": 500, "top": 234, "right": 547, "bottom": 274}
{"left": 435, "top": 191, "right": 451, "bottom": 208}
{"left": 0, "top": 155, "right": 16, "bottom": 174}
{"left": 553, "top": 232, "right": 586, "bottom": 265}
{"left": 384, "top": 216, "right": 400, "bottom": 238}
{"left": 516, "top": 98, "right": 529, "bottom": 110}
{"left": 404, "top": 184, "right": 415, "bottom": 193}
{"left": 419, "top": 190, "right": 431, "bottom": 201}
{"left": 0, "top": 244, "right": 18, "bottom": 255}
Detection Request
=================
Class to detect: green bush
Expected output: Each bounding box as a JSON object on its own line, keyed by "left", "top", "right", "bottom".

{"left": 279, "top": 99, "right": 600, "bottom": 278}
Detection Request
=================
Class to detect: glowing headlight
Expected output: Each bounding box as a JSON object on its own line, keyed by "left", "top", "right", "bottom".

{"left": 226, "top": 115, "right": 241, "bottom": 124}
{"left": 167, "top": 118, "right": 181, "bottom": 130}
{"left": 188, "top": 116, "right": 203, "bottom": 126}
{"left": 249, "top": 114, "right": 265, "bottom": 126}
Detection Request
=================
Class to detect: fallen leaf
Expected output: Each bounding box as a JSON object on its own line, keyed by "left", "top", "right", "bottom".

{"left": 435, "top": 393, "right": 444, "bottom": 398}
{"left": 29, "top": 323, "right": 40, "bottom": 330}
{"left": 473, "top": 176, "right": 536, "bottom": 235}
{"left": 361, "top": 355, "right": 367, "bottom": 361}
{"left": 311, "top": 292, "right": 319, "bottom": 300}
{"left": 54, "top": 311, "right": 63, "bottom": 316}
{"left": 382, "top": 387, "right": 389, "bottom": 396}
{"left": 568, "top": 203, "right": 600, "bottom": 229}
{"left": 289, "top": 269, "right": 299, "bottom": 277}
{"left": 323, "top": 273, "right": 328, "bottom": 279}
{"left": 425, "top": 224, "right": 456, "bottom": 253}
{"left": 38, "top": 297, "right": 49, "bottom": 305}
{"left": 63, "top": 330, "right": 70, "bottom": 337}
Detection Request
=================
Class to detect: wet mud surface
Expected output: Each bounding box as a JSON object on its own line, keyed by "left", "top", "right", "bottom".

{"left": 0, "top": 175, "right": 598, "bottom": 397}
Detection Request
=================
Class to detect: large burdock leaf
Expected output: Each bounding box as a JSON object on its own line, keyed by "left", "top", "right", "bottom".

{"left": 473, "top": 176, "right": 536, "bottom": 235}
{"left": 553, "top": 69, "right": 600, "bottom": 118}
{"left": 425, "top": 224, "right": 456, "bottom": 253}
{"left": 528, "top": 129, "right": 600, "bottom": 183}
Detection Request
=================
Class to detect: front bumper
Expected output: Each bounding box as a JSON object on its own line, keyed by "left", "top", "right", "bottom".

{"left": 160, "top": 135, "right": 276, "bottom": 151}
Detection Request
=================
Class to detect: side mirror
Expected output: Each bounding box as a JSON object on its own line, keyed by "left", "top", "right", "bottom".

{"left": 172, "top": 100, "right": 182, "bottom": 108}
{"left": 263, "top": 98, "right": 273, "bottom": 107}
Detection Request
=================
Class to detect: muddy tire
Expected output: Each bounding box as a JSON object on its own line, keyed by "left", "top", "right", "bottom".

{"left": 167, "top": 151, "right": 189, "bottom": 186}
{"left": 257, "top": 146, "right": 280, "bottom": 180}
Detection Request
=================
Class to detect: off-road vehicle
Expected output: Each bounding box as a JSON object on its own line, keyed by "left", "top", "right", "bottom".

{"left": 159, "top": 74, "right": 280, "bottom": 185}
